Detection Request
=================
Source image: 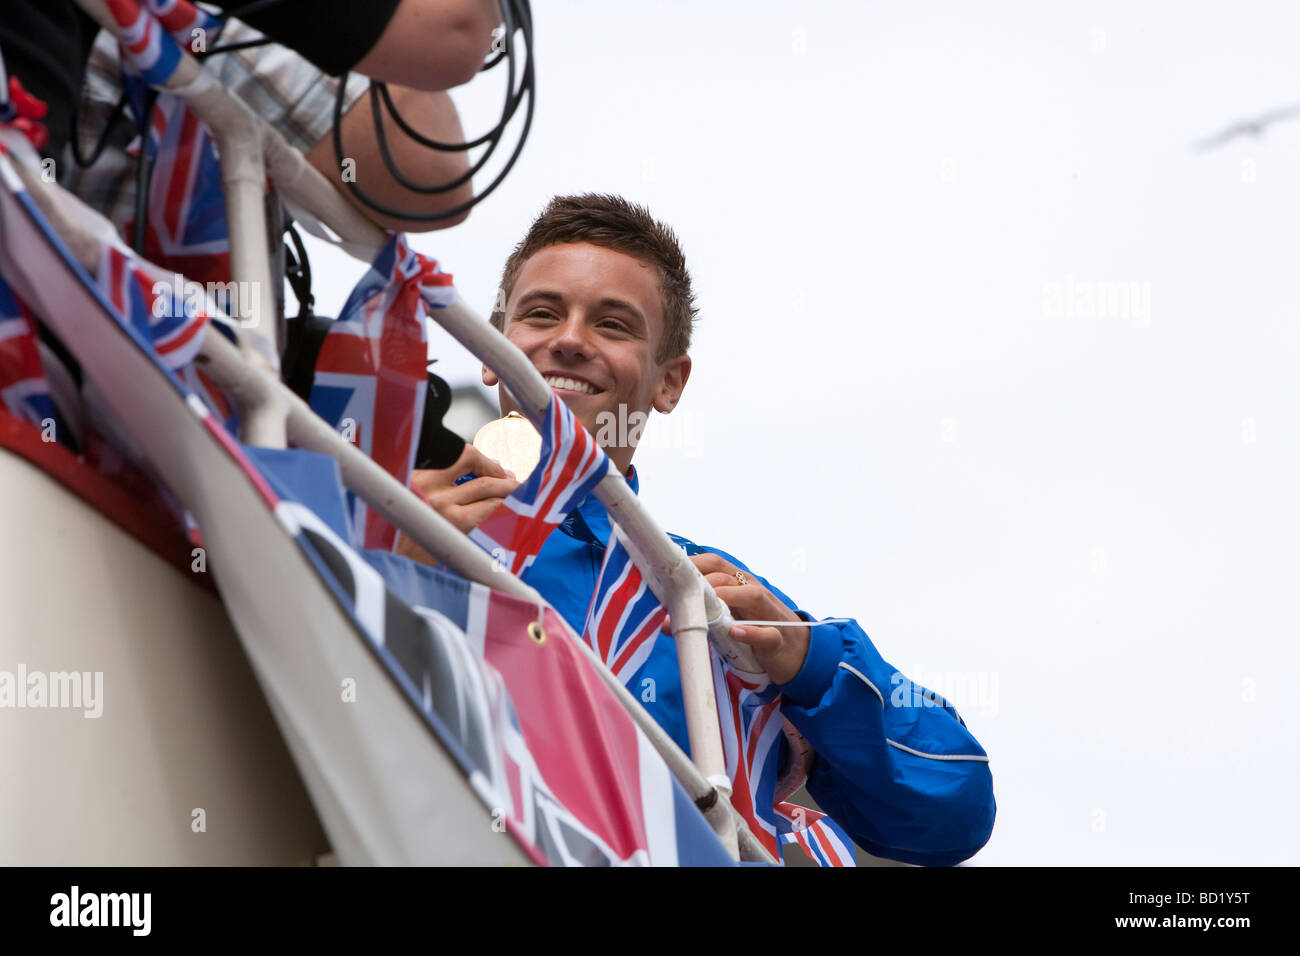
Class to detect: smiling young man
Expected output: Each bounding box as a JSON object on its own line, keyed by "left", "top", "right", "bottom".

{"left": 403, "top": 193, "right": 997, "bottom": 866}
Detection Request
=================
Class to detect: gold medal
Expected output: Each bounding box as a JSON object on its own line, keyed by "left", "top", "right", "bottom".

{"left": 473, "top": 410, "right": 542, "bottom": 479}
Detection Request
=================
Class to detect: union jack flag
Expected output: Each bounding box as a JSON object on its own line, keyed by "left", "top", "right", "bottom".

{"left": 86, "top": 244, "right": 213, "bottom": 527}
{"left": 309, "top": 236, "right": 457, "bottom": 550}
{"left": 106, "top": 3, "right": 229, "bottom": 286}
{"left": 581, "top": 531, "right": 668, "bottom": 685}
{"left": 95, "top": 244, "right": 209, "bottom": 372}
{"left": 126, "top": 94, "right": 231, "bottom": 286}
{"left": 714, "top": 656, "right": 786, "bottom": 859}
{"left": 0, "top": 273, "right": 57, "bottom": 429}
{"left": 776, "top": 801, "right": 857, "bottom": 867}
{"left": 470, "top": 395, "right": 611, "bottom": 576}
{"left": 0, "top": 136, "right": 210, "bottom": 504}
{"left": 101, "top": 12, "right": 246, "bottom": 424}
{"left": 714, "top": 621, "right": 856, "bottom": 865}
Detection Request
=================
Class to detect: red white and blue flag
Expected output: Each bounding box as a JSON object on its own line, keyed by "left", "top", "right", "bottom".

{"left": 103, "top": 2, "right": 232, "bottom": 286}
{"left": 105, "top": 8, "right": 247, "bottom": 426}
{"left": 309, "top": 236, "right": 457, "bottom": 550}
{"left": 581, "top": 532, "right": 668, "bottom": 685}
{"left": 776, "top": 801, "right": 858, "bottom": 867}
{"left": 95, "top": 244, "right": 209, "bottom": 372}
{"left": 145, "top": 0, "right": 220, "bottom": 48}
{"left": 469, "top": 396, "right": 610, "bottom": 576}
{"left": 107, "top": 0, "right": 219, "bottom": 85}
{"left": 105, "top": 0, "right": 185, "bottom": 87}
{"left": 87, "top": 245, "right": 215, "bottom": 525}
{"left": 714, "top": 656, "right": 787, "bottom": 859}
{"left": 0, "top": 273, "right": 56, "bottom": 429}
{"left": 127, "top": 95, "right": 232, "bottom": 286}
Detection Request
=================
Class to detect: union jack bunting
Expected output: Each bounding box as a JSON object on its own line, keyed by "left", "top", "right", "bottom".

{"left": 581, "top": 531, "right": 668, "bottom": 685}
{"left": 714, "top": 655, "right": 786, "bottom": 859}
{"left": 776, "top": 801, "right": 858, "bottom": 867}
{"left": 144, "top": 0, "right": 220, "bottom": 47}
{"left": 0, "top": 152, "right": 199, "bottom": 524}
{"left": 101, "top": 18, "right": 243, "bottom": 420}
{"left": 466, "top": 390, "right": 855, "bottom": 866}
{"left": 250, "top": 449, "right": 734, "bottom": 867}
{"left": 105, "top": 0, "right": 185, "bottom": 87}
{"left": 95, "top": 244, "right": 209, "bottom": 372}
{"left": 126, "top": 94, "right": 232, "bottom": 287}
{"left": 469, "top": 395, "right": 611, "bottom": 576}
{"left": 309, "top": 236, "right": 457, "bottom": 550}
{"left": 712, "top": 613, "right": 857, "bottom": 866}
{"left": 88, "top": 244, "right": 213, "bottom": 526}
{"left": 0, "top": 273, "right": 56, "bottom": 429}
{"left": 3, "top": 153, "right": 731, "bottom": 865}
{"left": 105, "top": 0, "right": 220, "bottom": 86}
{"left": 109, "top": 2, "right": 230, "bottom": 290}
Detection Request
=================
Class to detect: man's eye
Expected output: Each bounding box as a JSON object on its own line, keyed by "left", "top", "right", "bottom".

{"left": 524, "top": 309, "right": 556, "bottom": 320}
{"left": 599, "top": 319, "right": 629, "bottom": 333}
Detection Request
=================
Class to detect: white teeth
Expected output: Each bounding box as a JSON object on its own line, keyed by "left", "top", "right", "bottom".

{"left": 545, "top": 376, "right": 597, "bottom": 395}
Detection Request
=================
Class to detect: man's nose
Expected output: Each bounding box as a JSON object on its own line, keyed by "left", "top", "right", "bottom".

{"left": 548, "top": 313, "right": 593, "bottom": 359}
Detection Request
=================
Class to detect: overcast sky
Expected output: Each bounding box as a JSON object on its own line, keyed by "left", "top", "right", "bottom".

{"left": 303, "top": 1, "right": 1300, "bottom": 865}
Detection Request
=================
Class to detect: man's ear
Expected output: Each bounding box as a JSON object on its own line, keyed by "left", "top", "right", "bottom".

{"left": 652, "top": 354, "right": 692, "bottom": 413}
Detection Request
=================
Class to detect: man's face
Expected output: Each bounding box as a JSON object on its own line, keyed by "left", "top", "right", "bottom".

{"left": 483, "top": 242, "right": 691, "bottom": 469}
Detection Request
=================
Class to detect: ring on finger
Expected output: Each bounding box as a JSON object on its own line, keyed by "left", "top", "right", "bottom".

{"left": 735, "top": 570, "right": 747, "bottom": 586}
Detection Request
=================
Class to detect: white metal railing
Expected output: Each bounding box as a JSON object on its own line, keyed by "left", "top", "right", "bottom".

{"left": 66, "top": 0, "right": 777, "bottom": 864}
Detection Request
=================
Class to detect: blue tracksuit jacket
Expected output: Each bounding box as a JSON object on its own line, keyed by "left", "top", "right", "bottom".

{"left": 520, "top": 467, "right": 997, "bottom": 866}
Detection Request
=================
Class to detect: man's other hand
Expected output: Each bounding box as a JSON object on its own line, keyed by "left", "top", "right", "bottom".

{"left": 661, "top": 553, "right": 812, "bottom": 685}
{"left": 395, "top": 443, "right": 519, "bottom": 563}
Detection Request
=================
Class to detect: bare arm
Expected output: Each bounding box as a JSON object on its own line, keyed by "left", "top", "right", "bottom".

{"left": 305, "top": 82, "right": 475, "bottom": 232}
{"left": 353, "top": 0, "right": 502, "bottom": 92}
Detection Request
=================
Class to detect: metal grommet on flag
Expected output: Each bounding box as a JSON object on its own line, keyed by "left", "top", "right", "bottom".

{"left": 527, "top": 620, "right": 546, "bottom": 646}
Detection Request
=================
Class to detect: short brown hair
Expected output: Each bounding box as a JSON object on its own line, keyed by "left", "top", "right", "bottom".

{"left": 490, "top": 194, "right": 697, "bottom": 361}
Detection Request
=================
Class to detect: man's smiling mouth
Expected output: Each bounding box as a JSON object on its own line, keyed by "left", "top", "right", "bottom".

{"left": 544, "top": 375, "right": 603, "bottom": 395}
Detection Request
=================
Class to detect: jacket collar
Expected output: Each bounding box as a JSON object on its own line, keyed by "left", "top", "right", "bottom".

{"left": 562, "top": 464, "right": 638, "bottom": 546}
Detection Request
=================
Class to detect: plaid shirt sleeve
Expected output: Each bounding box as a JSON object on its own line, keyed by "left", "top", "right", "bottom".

{"left": 60, "top": 18, "right": 371, "bottom": 233}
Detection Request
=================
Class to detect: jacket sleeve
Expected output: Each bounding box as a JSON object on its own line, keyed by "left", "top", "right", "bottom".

{"left": 695, "top": 545, "right": 997, "bottom": 866}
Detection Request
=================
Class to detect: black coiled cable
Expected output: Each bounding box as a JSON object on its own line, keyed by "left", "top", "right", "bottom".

{"left": 331, "top": 0, "right": 535, "bottom": 222}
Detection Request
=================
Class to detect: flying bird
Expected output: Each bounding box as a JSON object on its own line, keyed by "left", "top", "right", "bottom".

{"left": 1192, "top": 102, "right": 1300, "bottom": 152}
